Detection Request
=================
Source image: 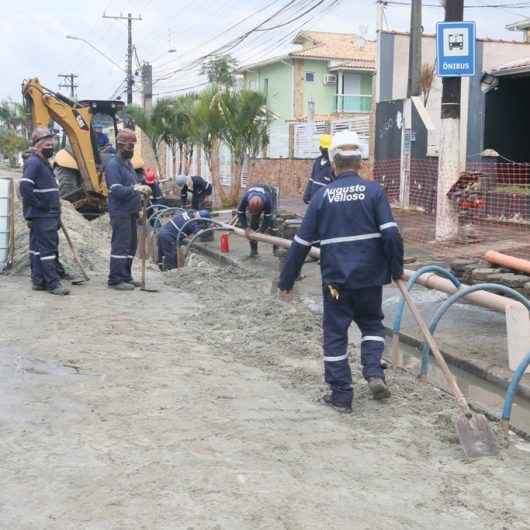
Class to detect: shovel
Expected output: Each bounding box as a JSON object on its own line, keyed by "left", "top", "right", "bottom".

{"left": 139, "top": 201, "right": 159, "bottom": 293}
{"left": 60, "top": 220, "right": 89, "bottom": 282}
{"left": 395, "top": 279, "right": 497, "bottom": 458}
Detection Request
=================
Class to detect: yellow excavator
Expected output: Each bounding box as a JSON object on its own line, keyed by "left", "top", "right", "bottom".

{"left": 22, "top": 78, "right": 144, "bottom": 217}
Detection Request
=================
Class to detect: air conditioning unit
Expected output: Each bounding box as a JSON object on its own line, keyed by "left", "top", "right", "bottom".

{"left": 323, "top": 74, "right": 337, "bottom": 85}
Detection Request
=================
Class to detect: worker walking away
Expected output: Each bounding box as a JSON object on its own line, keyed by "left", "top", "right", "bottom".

{"left": 303, "top": 134, "right": 334, "bottom": 205}
{"left": 237, "top": 184, "right": 276, "bottom": 257}
{"left": 105, "top": 129, "right": 152, "bottom": 291}
{"left": 175, "top": 174, "right": 212, "bottom": 210}
{"left": 20, "top": 128, "right": 70, "bottom": 295}
{"left": 157, "top": 209, "right": 211, "bottom": 270}
{"left": 279, "top": 130, "right": 404, "bottom": 413}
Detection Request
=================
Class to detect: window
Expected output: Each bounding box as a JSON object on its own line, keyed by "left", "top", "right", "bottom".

{"left": 263, "top": 78, "right": 269, "bottom": 102}
{"left": 305, "top": 72, "right": 315, "bottom": 82}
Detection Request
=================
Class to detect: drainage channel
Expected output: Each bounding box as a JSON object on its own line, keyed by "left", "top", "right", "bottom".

{"left": 394, "top": 339, "right": 530, "bottom": 437}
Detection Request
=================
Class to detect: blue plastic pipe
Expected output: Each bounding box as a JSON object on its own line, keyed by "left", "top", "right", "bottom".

{"left": 502, "top": 350, "right": 530, "bottom": 430}
{"left": 420, "top": 283, "right": 530, "bottom": 376}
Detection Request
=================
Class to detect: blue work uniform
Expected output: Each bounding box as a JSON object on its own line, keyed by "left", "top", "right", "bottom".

{"left": 181, "top": 176, "right": 212, "bottom": 210}
{"left": 19, "top": 154, "right": 62, "bottom": 290}
{"left": 279, "top": 170, "right": 404, "bottom": 404}
{"left": 303, "top": 155, "right": 333, "bottom": 204}
{"left": 237, "top": 185, "right": 276, "bottom": 254}
{"left": 157, "top": 210, "right": 204, "bottom": 270}
{"left": 104, "top": 156, "right": 142, "bottom": 286}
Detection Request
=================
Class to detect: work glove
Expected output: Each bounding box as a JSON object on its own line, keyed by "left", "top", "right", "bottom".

{"left": 133, "top": 184, "right": 152, "bottom": 196}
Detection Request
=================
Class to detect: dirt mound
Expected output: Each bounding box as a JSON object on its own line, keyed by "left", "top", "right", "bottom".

{"left": 9, "top": 199, "right": 111, "bottom": 275}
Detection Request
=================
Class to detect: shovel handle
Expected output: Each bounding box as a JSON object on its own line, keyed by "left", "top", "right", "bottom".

{"left": 395, "top": 279, "right": 471, "bottom": 415}
{"left": 60, "top": 221, "right": 89, "bottom": 281}
{"left": 140, "top": 202, "right": 147, "bottom": 289}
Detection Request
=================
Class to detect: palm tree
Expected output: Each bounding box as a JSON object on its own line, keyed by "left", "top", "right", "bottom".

{"left": 194, "top": 88, "right": 227, "bottom": 204}
{"left": 219, "top": 90, "right": 271, "bottom": 204}
{"left": 127, "top": 103, "right": 165, "bottom": 176}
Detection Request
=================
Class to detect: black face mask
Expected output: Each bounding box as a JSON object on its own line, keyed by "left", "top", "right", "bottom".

{"left": 41, "top": 148, "right": 54, "bottom": 159}
{"left": 320, "top": 148, "right": 329, "bottom": 160}
{"left": 122, "top": 149, "right": 134, "bottom": 160}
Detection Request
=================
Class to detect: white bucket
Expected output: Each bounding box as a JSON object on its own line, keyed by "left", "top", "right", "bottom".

{"left": 0, "top": 177, "right": 12, "bottom": 269}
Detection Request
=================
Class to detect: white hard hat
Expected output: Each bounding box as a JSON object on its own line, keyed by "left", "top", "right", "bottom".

{"left": 175, "top": 174, "right": 188, "bottom": 187}
{"left": 330, "top": 130, "right": 362, "bottom": 158}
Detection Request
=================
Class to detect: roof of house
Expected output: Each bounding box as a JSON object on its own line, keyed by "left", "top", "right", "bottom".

{"left": 238, "top": 30, "right": 376, "bottom": 72}
{"left": 289, "top": 31, "right": 376, "bottom": 65}
{"left": 490, "top": 56, "right": 530, "bottom": 76}
{"left": 382, "top": 29, "right": 529, "bottom": 45}
{"left": 506, "top": 18, "right": 530, "bottom": 31}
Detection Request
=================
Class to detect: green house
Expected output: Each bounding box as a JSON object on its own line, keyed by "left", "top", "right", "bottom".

{"left": 238, "top": 31, "right": 376, "bottom": 124}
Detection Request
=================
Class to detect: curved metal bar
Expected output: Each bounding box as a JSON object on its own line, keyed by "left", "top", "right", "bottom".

{"left": 392, "top": 265, "right": 461, "bottom": 335}
{"left": 420, "top": 283, "right": 530, "bottom": 376}
{"left": 182, "top": 226, "right": 235, "bottom": 264}
{"left": 501, "top": 350, "right": 530, "bottom": 431}
{"left": 176, "top": 218, "right": 229, "bottom": 255}
{"left": 150, "top": 207, "right": 186, "bottom": 230}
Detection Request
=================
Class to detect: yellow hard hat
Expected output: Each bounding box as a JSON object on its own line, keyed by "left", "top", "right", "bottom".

{"left": 319, "top": 134, "right": 332, "bottom": 149}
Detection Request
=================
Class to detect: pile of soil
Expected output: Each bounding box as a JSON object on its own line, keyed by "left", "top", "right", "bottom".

{"left": 9, "top": 199, "right": 111, "bottom": 275}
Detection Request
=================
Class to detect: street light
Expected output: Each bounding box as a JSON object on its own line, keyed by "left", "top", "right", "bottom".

{"left": 65, "top": 35, "right": 126, "bottom": 73}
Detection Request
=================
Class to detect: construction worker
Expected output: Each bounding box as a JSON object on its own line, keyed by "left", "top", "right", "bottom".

{"left": 176, "top": 174, "right": 212, "bottom": 210}
{"left": 303, "top": 134, "right": 333, "bottom": 204}
{"left": 105, "top": 129, "right": 152, "bottom": 291}
{"left": 279, "top": 130, "right": 404, "bottom": 413}
{"left": 19, "top": 128, "right": 70, "bottom": 295}
{"left": 157, "top": 209, "right": 211, "bottom": 270}
{"left": 237, "top": 184, "right": 276, "bottom": 257}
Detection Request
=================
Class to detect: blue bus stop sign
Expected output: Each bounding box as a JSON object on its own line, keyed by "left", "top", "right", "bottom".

{"left": 436, "top": 21, "right": 476, "bottom": 77}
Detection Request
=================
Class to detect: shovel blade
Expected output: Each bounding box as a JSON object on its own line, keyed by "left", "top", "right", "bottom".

{"left": 455, "top": 413, "right": 498, "bottom": 459}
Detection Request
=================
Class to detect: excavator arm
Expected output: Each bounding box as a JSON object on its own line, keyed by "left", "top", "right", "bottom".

{"left": 22, "top": 78, "right": 106, "bottom": 196}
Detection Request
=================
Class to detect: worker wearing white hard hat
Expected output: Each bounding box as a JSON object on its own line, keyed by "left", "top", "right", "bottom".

{"left": 279, "top": 129, "right": 404, "bottom": 413}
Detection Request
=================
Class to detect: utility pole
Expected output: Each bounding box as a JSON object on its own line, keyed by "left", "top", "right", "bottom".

{"left": 407, "top": 0, "right": 422, "bottom": 97}
{"left": 58, "top": 73, "right": 78, "bottom": 99}
{"left": 102, "top": 12, "right": 142, "bottom": 105}
{"left": 435, "top": 0, "right": 464, "bottom": 240}
{"left": 142, "top": 62, "right": 153, "bottom": 114}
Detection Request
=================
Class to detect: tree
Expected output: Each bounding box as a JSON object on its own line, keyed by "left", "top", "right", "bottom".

{"left": 200, "top": 55, "right": 239, "bottom": 90}
{"left": 219, "top": 90, "right": 271, "bottom": 204}
{"left": 0, "top": 129, "right": 29, "bottom": 167}
{"left": 194, "top": 88, "right": 227, "bottom": 204}
{"left": 420, "top": 63, "right": 435, "bottom": 107}
{"left": 0, "top": 100, "right": 29, "bottom": 138}
{"left": 127, "top": 103, "right": 165, "bottom": 175}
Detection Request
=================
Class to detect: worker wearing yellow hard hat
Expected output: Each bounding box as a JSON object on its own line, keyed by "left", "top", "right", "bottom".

{"left": 303, "top": 134, "right": 334, "bottom": 204}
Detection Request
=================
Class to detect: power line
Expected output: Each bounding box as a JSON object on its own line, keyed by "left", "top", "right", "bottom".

{"left": 58, "top": 73, "right": 79, "bottom": 99}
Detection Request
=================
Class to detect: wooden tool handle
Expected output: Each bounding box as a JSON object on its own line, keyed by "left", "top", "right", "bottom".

{"left": 395, "top": 279, "right": 471, "bottom": 415}
{"left": 140, "top": 202, "right": 147, "bottom": 288}
{"left": 60, "top": 221, "right": 89, "bottom": 282}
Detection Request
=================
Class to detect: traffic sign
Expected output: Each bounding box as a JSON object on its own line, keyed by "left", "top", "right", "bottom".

{"left": 436, "top": 21, "right": 476, "bottom": 77}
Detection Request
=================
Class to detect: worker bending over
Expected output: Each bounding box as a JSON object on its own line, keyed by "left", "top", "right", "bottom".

{"left": 104, "top": 129, "right": 152, "bottom": 291}
{"left": 176, "top": 175, "right": 212, "bottom": 210}
{"left": 157, "top": 209, "right": 210, "bottom": 270}
{"left": 279, "top": 131, "right": 404, "bottom": 413}
{"left": 303, "top": 134, "right": 334, "bottom": 205}
{"left": 20, "top": 128, "right": 70, "bottom": 296}
{"left": 237, "top": 184, "right": 276, "bottom": 257}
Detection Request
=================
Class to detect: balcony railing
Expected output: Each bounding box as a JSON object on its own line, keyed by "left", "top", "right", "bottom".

{"left": 336, "top": 94, "right": 372, "bottom": 113}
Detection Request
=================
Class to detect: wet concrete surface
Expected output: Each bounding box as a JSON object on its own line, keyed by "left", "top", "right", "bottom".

{"left": 194, "top": 216, "right": 530, "bottom": 433}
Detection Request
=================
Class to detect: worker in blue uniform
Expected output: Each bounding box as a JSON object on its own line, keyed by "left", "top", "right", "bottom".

{"left": 157, "top": 209, "right": 211, "bottom": 270}
{"left": 176, "top": 175, "right": 212, "bottom": 210}
{"left": 19, "top": 128, "right": 70, "bottom": 296}
{"left": 303, "top": 134, "right": 334, "bottom": 205}
{"left": 237, "top": 184, "right": 276, "bottom": 257}
{"left": 279, "top": 130, "right": 404, "bottom": 413}
{"left": 104, "top": 129, "right": 152, "bottom": 290}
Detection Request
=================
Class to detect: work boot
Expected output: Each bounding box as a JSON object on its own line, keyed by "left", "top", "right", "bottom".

{"left": 32, "top": 284, "right": 46, "bottom": 291}
{"left": 367, "top": 377, "right": 391, "bottom": 400}
{"left": 321, "top": 394, "right": 352, "bottom": 414}
{"left": 49, "top": 285, "right": 70, "bottom": 296}
{"left": 126, "top": 280, "right": 143, "bottom": 288}
{"left": 249, "top": 248, "right": 258, "bottom": 258}
{"left": 109, "top": 282, "right": 135, "bottom": 291}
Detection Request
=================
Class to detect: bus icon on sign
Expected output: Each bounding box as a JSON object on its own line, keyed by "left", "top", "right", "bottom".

{"left": 449, "top": 33, "right": 464, "bottom": 50}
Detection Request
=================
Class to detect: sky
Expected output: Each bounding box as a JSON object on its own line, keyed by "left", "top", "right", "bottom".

{"left": 1, "top": 0, "right": 529, "bottom": 103}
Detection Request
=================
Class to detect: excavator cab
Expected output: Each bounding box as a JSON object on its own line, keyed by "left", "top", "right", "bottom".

{"left": 22, "top": 78, "right": 144, "bottom": 218}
